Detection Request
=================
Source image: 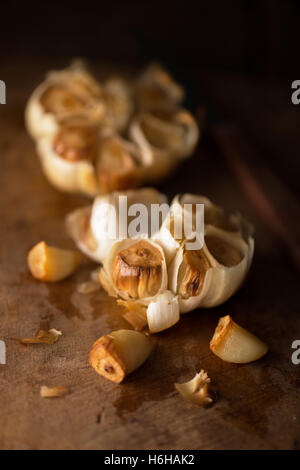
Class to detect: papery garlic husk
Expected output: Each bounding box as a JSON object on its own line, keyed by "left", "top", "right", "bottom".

{"left": 129, "top": 110, "right": 199, "bottom": 181}
{"left": 66, "top": 188, "right": 167, "bottom": 263}
{"left": 175, "top": 370, "right": 214, "bottom": 407}
{"left": 89, "top": 329, "right": 154, "bottom": 383}
{"left": 210, "top": 315, "right": 268, "bottom": 363}
{"left": 147, "top": 290, "right": 180, "bottom": 333}
{"left": 25, "top": 61, "right": 105, "bottom": 140}
{"left": 154, "top": 193, "right": 244, "bottom": 265}
{"left": 135, "top": 63, "right": 185, "bottom": 112}
{"left": 99, "top": 238, "right": 168, "bottom": 306}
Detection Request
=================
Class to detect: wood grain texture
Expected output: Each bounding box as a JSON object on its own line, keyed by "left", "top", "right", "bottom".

{"left": 0, "top": 63, "right": 299, "bottom": 450}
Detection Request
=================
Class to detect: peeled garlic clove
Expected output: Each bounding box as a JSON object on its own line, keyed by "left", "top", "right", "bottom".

{"left": 66, "top": 188, "right": 167, "bottom": 263}
{"left": 89, "top": 329, "right": 153, "bottom": 383}
{"left": 25, "top": 61, "right": 105, "bottom": 140}
{"left": 28, "top": 241, "right": 82, "bottom": 282}
{"left": 175, "top": 370, "right": 214, "bottom": 407}
{"left": 147, "top": 291, "right": 180, "bottom": 333}
{"left": 210, "top": 315, "right": 268, "bottom": 364}
{"left": 100, "top": 238, "right": 168, "bottom": 303}
{"left": 135, "top": 63, "right": 184, "bottom": 112}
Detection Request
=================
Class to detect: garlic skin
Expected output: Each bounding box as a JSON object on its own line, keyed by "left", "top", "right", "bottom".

{"left": 210, "top": 315, "right": 268, "bottom": 363}
{"left": 175, "top": 370, "right": 214, "bottom": 407}
{"left": 89, "top": 329, "right": 153, "bottom": 383}
{"left": 147, "top": 291, "right": 180, "bottom": 333}
{"left": 66, "top": 188, "right": 167, "bottom": 263}
{"left": 25, "top": 62, "right": 105, "bottom": 140}
{"left": 129, "top": 110, "right": 199, "bottom": 182}
{"left": 99, "top": 238, "right": 168, "bottom": 305}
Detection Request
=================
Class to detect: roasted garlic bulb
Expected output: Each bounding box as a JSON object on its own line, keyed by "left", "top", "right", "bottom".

{"left": 26, "top": 62, "right": 200, "bottom": 196}
{"left": 66, "top": 188, "right": 167, "bottom": 263}
{"left": 96, "top": 193, "right": 254, "bottom": 331}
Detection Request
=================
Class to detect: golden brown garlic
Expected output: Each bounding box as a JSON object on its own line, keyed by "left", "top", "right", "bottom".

{"left": 28, "top": 241, "right": 82, "bottom": 282}
{"left": 112, "top": 240, "right": 163, "bottom": 299}
{"left": 89, "top": 329, "right": 153, "bottom": 383}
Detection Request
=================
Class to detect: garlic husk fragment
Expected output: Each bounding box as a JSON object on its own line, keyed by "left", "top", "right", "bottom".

{"left": 175, "top": 370, "right": 214, "bottom": 407}
{"left": 210, "top": 315, "right": 268, "bottom": 364}
{"left": 129, "top": 110, "right": 199, "bottom": 181}
{"left": 100, "top": 238, "right": 168, "bottom": 304}
{"left": 135, "top": 63, "right": 185, "bottom": 112}
{"left": 40, "top": 386, "right": 69, "bottom": 398}
{"left": 89, "top": 329, "right": 153, "bottom": 383}
{"left": 25, "top": 61, "right": 105, "bottom": 140}
{"left": 147, "top": 291, "right": 180, "bottom": 333}
{"left": 28, "top": 241, "right": 82, "bottom": 282}
{"left": 66, "top": 188, "right": 167, "bottom": 263}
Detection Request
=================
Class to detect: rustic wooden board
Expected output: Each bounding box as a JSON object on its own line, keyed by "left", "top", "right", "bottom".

{"left": 0, "top": 63, "right": 299, "bottom": 450}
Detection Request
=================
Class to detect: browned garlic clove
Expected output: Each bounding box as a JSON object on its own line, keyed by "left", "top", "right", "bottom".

{"left": 210, "top": 315, "right": 268, "bottom": 363}
{"left": 89, "top": 329, "right": 153, "bottom": 383}
{"left": 112, "top": 240, "right": 163, "bottom": 299}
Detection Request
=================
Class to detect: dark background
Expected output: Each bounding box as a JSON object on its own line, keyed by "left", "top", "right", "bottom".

{"left": 1, "top": 0, "right": 300, "bottom": 77}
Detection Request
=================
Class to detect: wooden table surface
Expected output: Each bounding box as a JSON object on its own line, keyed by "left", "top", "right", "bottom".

{"left": 0, "top": 62, "right": 299, "bottom": 450}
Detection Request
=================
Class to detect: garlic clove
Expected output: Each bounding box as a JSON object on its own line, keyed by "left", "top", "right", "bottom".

{"left": 175, "top": 370, "right": 214, "bottom": 407}
{"left": 102, "top": 77, "right": 133, "bottom": 133}
{"left": 210, "top": 315, "right": 268, "bottom": 363}
{"left": 37, "top": 136, "right": 99, "bottom": 196}
{"left": 89, "top": 329, "right": 153, "bottom": 383}
{"left": 66, "top": 188, "right": 167, "bottom": 263}
{"left": 25, "top": 61, "right": 105, "bottom": 140}
{"left": 147, "top": 291, "right": 180, "bottom": 333}
{"left": 28, "top": 241, "right": 82, "bottom": 282}
{"left": 96, "top": 135, "right": 142, "bottom": 194}
{"left": 99, "top": 238, "right": 168, "bottom": 304}
{"left": 135, "top": 63, "right": 184, "bottom": 112}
